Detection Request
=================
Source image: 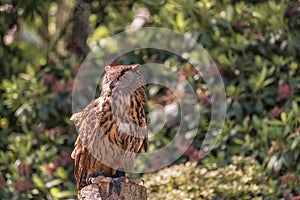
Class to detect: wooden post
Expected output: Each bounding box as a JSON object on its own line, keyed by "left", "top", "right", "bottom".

{"left": 80, "top": 181, "right": 147, "bottom": 200}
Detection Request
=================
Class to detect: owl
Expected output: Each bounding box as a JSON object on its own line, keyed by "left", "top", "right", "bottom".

{"left": 70, "top": 64, "right": 148, "bottom": 198}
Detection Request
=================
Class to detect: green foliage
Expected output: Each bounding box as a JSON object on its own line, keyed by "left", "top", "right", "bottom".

{"left": 0, "top": 0, "right": 300, "bottom": 199}
{"left": 0, "top": 61, "right": 77, "bottom": 199}
{"left": 144, "top": 156, "right": 274, "bottom": 200}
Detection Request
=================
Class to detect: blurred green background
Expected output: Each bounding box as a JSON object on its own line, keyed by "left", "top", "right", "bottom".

{"left": 0, "top": 0, "right": 299, "bottom": 199}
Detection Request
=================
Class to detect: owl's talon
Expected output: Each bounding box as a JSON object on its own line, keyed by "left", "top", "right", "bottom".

{"left": 86, "top": 176, "right": 93, "bottom": 185}
{"left": 91, "top": 176, "right": 113, "bottom": 184}
{"left": 86, "top": 171, "right": 104, "bottom": 185}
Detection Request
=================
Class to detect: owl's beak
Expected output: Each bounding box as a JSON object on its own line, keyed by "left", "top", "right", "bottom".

{"left": 131, "top": 64, "right": 140, "bottom": 69}
{"left": 105, "top": 65, "right": 111, "bottom": 71}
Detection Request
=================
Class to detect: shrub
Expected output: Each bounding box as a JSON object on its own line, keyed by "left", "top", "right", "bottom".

{"left": 144, "top": 156, "right": 274, "bottom": 200}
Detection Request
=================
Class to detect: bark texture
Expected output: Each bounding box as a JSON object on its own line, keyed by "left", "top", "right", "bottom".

{"left": 80, "top": 182, "right": 147, "bottom": 200}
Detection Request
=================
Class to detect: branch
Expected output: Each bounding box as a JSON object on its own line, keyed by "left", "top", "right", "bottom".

{"left": 129, "top": 8, "right": 151, "bottom": 30}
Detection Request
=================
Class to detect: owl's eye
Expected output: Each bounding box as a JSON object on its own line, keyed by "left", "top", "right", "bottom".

{"left": 109, "top": 82, "right": 114, "bottom": 90}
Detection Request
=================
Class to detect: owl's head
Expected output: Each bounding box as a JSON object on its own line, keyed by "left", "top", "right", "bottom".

{"left": 101, "top": 64, "right": 145, "bottom": 92}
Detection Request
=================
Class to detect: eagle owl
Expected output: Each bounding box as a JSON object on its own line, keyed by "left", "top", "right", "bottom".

{"left": 71, "top": 64, "right": 148, "bottom": 198}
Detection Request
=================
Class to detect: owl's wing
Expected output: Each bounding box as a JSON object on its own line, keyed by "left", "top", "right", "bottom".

{"left": 70, "top": 100, "right": 102, "bottom": 189}
{"left": 71, "top": 136, "right": 88, "bottom": 190}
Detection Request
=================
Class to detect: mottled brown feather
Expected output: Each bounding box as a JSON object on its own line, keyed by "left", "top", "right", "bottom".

{"left": 71, "top": 64, "right": 147, "bottom": 198}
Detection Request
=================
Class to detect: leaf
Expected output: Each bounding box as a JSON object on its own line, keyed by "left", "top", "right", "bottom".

{"left": 46, "top": 179, "right": 64, "bottom": 188}
{"left": 255, "top": 100, "right": 263, "bottom": 112}
{"left": 265, "top": 119, "right": 284, "bottom": 126}
{"left": 1, "top": 79, "right": 12, "bottom": 89}
{"left": 280, "top": 112, "right": 287, "bottom": 123}
{"left": 233, "top": 137, "right": 244, "bottom": 145}
{"left": 258, "top": 66, "right": 267, "bottom": 86}
{"left": 274, "top": 157, "right": 283, "bottom": 172}
{"left": 50, "top": 187, "right": 60, "bottom": 197}
{"left": 287, "top": 110, "right": 295, "bottom": 123}
{"left": 55, "top": 167, "right": 68, "bottom": 179}
{"left": 292, "top": 101, "right": 298, "bottom": 113}
{"left": 255, "top": 55, "right": 262, "bottom": 66}
{"left": 267, "top": 155, "right": 277, "bottom": 170}
{"left": 39, "top": 104, "right": 49, "bottom": 120}
{"left": 176, "top": 12, "right": 184, "bottom": 28}
{"left": 291, "top": 137, "right": 300, "bottom": 150}
{"left": 245, "top": 134, "right": 251, "bottom": 145}
{"left": 262, "top": 78, "right": 275, "bottom": 87}
{"left": 26, "top": 65, "right": 35, "bottom": 77}
{"left": 233, "top": 101, "right": 243, "bottom": 121}
{"left": 32, "top": 174, "right": 45, "bottom": 189}
{"left": 57, "top": 191, "right": 77, "bottom": 198}
{"left": 226, "top": 5, "right": 234, "bottom": 22}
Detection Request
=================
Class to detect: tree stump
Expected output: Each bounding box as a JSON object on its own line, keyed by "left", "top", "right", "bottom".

{"left": 80, "top": 181, "right": 147, "bottom": 200}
